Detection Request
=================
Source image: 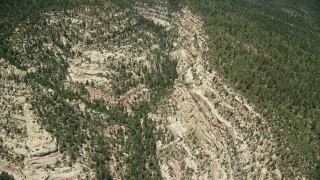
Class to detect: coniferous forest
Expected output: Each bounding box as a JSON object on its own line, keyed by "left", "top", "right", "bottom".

{"left": 0, "top": 0, "right": 319, "bottom": 179}
{"left": 184, "top": 0, "right": 320, "bottom": 178}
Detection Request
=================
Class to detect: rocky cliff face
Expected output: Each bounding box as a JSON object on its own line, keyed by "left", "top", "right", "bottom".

{"left": 1, "top": 2, "right": 171, "bottom": 179}
{"left": 0, "top": 59, "right": 86, "bottom": 179}
{"left": 0, "top": 1, "right": 305, "bottom": 179}
{"left": 138, "top": 5, "right": 304, "bottom": 180}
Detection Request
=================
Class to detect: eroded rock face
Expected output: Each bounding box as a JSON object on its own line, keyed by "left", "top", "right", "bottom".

{"left": 0, "top": 2, "right": 305, "bottom": 179}
{"left": 1, "top": 2, "right": 175, "bottom": 179}
{"left": 0, "top": 60, "right": 86, "bottom": 179}
{"left": 139, "top": 7, "right": 291, "bottom": 180}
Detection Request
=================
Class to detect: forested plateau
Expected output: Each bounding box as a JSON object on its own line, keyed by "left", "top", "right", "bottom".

{"left": 0, "top": 0, "right": 319, "bottom": 179}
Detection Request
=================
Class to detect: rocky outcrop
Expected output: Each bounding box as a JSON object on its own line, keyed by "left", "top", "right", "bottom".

{"left": 1, "top": 2, "right": 306, "bottom": 179}
{"left": 140, "top": 7, "right": 287, "bottom": 180}
{"left": 0, "top": 60, "right": 86, "bottom": 179}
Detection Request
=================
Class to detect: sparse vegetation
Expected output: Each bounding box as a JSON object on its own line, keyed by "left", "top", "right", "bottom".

{"left": 0, "top": 0, "right": 319, "bottom": 179}
{"left": 1, "top": 0, "right": 178, "bottom": 178}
